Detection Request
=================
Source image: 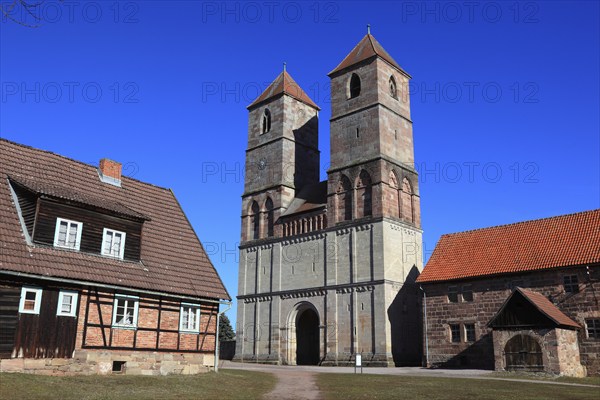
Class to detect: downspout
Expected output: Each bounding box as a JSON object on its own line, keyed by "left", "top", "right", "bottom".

{"left": 419, "top": 285, "right": 429, "bottom": 368}
{"left": 214, "top": 301, "right": 232, "bottom": 373}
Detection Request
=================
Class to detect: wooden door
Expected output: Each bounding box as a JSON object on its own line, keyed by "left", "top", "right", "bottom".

{"left": 0, "top": 285, "right": 20, "bottom": 358}
{"left": 504, "top": 334, "right": 543, "bottom": 371}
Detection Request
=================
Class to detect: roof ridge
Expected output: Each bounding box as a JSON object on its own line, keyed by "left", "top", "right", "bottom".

{"left": 247, "top": 70, "right": 319, "bottom": 110}
{"left": 328, "top": 33, "right": 409, "bottom": 77}
{"left": 0, "top": 137, "right": 172, "bottom": 192}
{"left": 441, "top": 208, "right": 600, "bottom": 238}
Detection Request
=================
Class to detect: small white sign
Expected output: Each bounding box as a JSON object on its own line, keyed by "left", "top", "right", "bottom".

{"left": 355, "top": 354, "right": 362, "bottom": 367}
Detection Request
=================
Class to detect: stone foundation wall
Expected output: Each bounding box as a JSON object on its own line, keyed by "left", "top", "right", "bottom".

{"left": 0, "top": 350, "right": 214, "bottom": 376}
{"left": 422, "top": 266, "right": 600, "bottom": 375}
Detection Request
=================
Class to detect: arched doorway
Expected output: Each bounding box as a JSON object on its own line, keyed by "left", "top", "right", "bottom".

{"left": 296, "top": 308, "right": 320, "bottom": 365}
{"left": 504, "top": 334, "right": 543, "bottom": 371}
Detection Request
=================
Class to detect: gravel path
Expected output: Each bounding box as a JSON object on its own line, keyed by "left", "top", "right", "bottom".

{"left": 263, "top": 369, "right": 321, "bottom": 400}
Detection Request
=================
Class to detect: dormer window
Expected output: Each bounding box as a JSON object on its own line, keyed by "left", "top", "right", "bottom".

{"left": 53, "top": 218, "right": 83, "bottom": 250}
{"left": 262, "top": 108, "right": 271, "bottom": 134}
{"left": 349, "top": 73, "right": 361, "bottom": 98}
{"left": 102, "top": 228, "right": 126, "bottom": 259}
{"left": 389, "top": 75, "right": 397, "bottom": 98}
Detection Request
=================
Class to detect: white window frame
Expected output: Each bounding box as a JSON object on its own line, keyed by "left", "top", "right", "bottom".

{"left": 179, "top": 303, "right": 201, "bottom": 333}
{"left": 19, "top": 286, "right": 43, "bottom": 314}
{"left": 112, "top": 294, "right": 139, "bottom": 329}
{"left": 101, "top": 228, "right": 126, "bottom": 259}
{"left": 53, "top": 217, "right": 83, "bottom": 250}
{"left": 56, "top": 290, "right": 79, "bottom": 317}
{"left": 463, "top": 323, "right": 476, "bottom": 342}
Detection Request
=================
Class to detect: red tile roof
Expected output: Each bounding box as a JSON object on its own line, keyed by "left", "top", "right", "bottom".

{"left": 489, "top": 288, "right": 581, "bottom": 329}
{"left": 247, "top": 70, "right": 320, "bottom": 110}
{"left": 417, "top": 209, "right": 600, "bottom": 283}
{"left": 516, "top": 288, "right": 581, "bottom": 329}
{"left": 0, "top": 139, "right": 230, "bottom": 300}
{"left": 328, "top": 34, "right": 410, "bottom": 77}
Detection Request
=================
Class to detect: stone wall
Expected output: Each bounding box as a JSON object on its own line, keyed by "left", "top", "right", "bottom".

{"left": 0, "top": 350, "right": 213, "bottom": 376}
{"left": 492, "top": 328, "right": 585, "bottom": 377}
{"left": 234, "top": 218, "right": 423, "bottom": 367}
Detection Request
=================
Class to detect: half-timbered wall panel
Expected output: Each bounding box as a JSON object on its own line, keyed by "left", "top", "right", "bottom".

{"left": 80, "top": 289, "right": 218, "bottom": 353}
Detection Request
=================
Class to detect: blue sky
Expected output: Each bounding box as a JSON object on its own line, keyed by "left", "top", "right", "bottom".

{"left": 1, "top": 1, "right": 599, "bottom": 329}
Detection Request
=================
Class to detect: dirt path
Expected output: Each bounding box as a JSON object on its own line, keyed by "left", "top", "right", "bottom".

{"left": 263, "top": 369, "right": 321, "bottom": 400}
{"left": 221, "top": 361, "right": 598, "bottom": 397}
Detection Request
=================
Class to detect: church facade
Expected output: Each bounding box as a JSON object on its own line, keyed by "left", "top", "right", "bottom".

{"left": 233, "top": 33, "right": 423, "bottom": 366}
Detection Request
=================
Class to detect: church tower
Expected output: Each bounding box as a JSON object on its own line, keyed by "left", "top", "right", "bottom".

{"left": 241, "top": 69, "right": 320, "bottom": 241}
{"left": 323, "top": 31, "right": 423, "bottom": 366}
{"left": 327, "top": 31, "right": 420, "bottom": 228}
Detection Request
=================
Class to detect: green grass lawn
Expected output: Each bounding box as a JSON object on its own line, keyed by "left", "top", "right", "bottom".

{"left": 316, "top": 373, "right": 600, "bottom": 400}
{"left": 486, "top": 371, "right": 600, "bottom": 386}
{"left": 0, "top": 369, "right": 276, "bottom": 400}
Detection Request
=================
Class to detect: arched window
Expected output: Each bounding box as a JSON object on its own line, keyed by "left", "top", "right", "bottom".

{"left": 265, "top": 197, "right": 274, "bottom": 237}
{"left": 251, "top": 201, "right": 260, "bottom": 239}
{"left": 262, "top": 108, "right": 271, "bottom": 134}
{"left": 356, "top": 170, "right": 372, "bottom": 218}
{"left": 389, "top": 171, "right": 400, "bottom": 218}
{"left": 349, "top": 73, "right": 361, "bottom": 98}
{"left": 401, "top": 178, "right": 414, "bottom": 224}
{"left": 389, "top": 75, "right": 397, "bottom": 98}
{"left": 336, "top": 175, "right": 353, "bottom": 222}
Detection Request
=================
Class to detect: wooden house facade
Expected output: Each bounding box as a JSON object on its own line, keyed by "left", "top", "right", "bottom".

{"left": 0, "top": 139, "right": 230, "bottom": 375}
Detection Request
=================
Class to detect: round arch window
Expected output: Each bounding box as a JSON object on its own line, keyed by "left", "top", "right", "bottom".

{"left": 349, "top": 73, "right": 361, "bottom": 99}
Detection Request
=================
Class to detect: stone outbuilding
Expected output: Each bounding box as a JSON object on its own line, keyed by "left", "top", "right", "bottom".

{"left": 488, "top": 287, "right": 585, "bottom": 377}
{"left": 416, "top": 209, "right": 600, "bottom": 376}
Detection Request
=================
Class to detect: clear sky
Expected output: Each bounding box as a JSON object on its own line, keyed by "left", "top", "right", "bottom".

{"left": 1, "top": 1, "right": 599, "bottom": 329}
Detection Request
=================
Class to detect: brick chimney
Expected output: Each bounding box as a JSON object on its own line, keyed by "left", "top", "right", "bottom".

{"left": 98, "top": 158, "right": 122, "bottom": 187}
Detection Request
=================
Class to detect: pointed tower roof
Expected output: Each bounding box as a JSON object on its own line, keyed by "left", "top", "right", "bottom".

{"left": 328, "top": 34, "right": 410, "bottom": 78}
{"left": 247, "top": 70, "right": 320, "bottom": 110}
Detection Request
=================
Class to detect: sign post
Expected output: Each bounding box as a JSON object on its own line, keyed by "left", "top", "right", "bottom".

{"left": 354, "top": 354, "right": 362, "bottom": 374}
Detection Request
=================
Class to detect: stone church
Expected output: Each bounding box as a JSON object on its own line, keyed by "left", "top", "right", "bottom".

{"left": 233, "top": 32, "right": 423, "bottom": 366}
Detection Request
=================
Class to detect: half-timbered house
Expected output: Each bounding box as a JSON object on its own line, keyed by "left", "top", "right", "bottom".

{"left": 0, "top": 138, "right": 230, "bottom": 375}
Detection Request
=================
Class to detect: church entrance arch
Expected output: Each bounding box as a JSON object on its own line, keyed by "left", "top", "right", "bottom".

{"left": 285, "top": 302, "right": 320, "bottom": 365}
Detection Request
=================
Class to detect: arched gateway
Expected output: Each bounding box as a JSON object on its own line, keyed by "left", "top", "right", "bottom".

{"left": 285, "top": 302, "right": 320, "bottom": 366}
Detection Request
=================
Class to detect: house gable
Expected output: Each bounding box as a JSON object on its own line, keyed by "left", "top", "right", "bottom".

{"left": 488, "top": 288, "right": 580, "bottom": 330}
